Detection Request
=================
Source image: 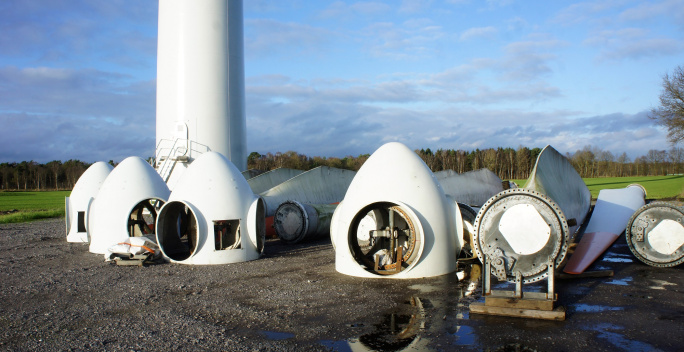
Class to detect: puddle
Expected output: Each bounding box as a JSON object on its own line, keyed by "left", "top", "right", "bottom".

{"left": 649, "top": 279, "right": 677, "bottom": 290}
{"left": 584, "top": 323, "right": 658, "bottom": 352}
{"left": 601, "top": 253, "right": 633, "bottom": 263}
{"left": 319, "top": 340, "right": 352, "bottom": 351}
{"left": 452, "top": 325, "right": 476, "bottom": 346}
{"left": 606, "top": 276, "right": 633, "bottom": 286}
{"left": 571, "top": 304, "right": 624, "bottom": 313}
{"left": 601, "top": 257, "right": 633, "bottom": 263}
{"left": 324, "top": 297, "right": 429, "bottom": 351}
{"left": 408, "top": 284, "right": 440, "bottom": 293}
{"left": 261, "top": 330, "right": 294, "bottom": 340}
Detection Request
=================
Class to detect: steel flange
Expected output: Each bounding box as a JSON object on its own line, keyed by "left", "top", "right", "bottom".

{"left": 626, "top": 201, "right": 684, "bottom": 268}
{"left": 473, "top": 189, "right": 570, "bottom": 283}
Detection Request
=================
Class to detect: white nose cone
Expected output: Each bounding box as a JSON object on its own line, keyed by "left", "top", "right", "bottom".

{"left": 155, "top": 152, "right": 265, "bottom": 265}
{"left": 66, "top": 162, "right": 113, "bottom": 243}
{"left": 88, "top": 157, "right": 170, "bottom": 254}
{"left": 331, "top": 142, "right": 462, "bottom": 279}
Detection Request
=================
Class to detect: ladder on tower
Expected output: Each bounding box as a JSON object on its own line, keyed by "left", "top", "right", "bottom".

{"left": 154, "top": 139, "right": 189, "bottom": 183}
{"left": 153, "top": 139, "right": 210, "bottom": 183}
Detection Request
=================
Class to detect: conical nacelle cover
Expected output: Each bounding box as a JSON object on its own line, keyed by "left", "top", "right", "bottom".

{"left": 88, "top": 157, "right": 170, "bottom": 254}
{"left": 66, "top": 161, "right": 113, "bottom": 243}
{"left": 331, "top": 142, "right": 462, "bottom": 279}
{"left": 156, "top": 152, "right": 265, "bottom": 265}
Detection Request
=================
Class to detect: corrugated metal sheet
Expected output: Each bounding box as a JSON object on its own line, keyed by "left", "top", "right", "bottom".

{"left": 241, "top": 169, "right": 262, "bottom": 180}
{"left": 436, "top": 168, "right": 504, "bottom": 207}
{"left": 247, "top": 168, "right": 305, "bottom": 194}
{"left": 260, "top": 166, "right": 356, "bottom": 216}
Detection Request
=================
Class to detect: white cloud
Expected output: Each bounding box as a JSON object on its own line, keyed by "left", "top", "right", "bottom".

{"left": 584, "top": 28, "right": 683, "bottom": 61}
{"left": 0, "top": 66, "right": 155, "bottom": 162}
{"left": 618, "top": 0, "right": 684, "bottom": 22}
{"left": 399, "top": 0, "right": 433, "bottom": 14}
{"left": 459, "top": 26, "right": 498, "bottom": 41}
{"left": 552, "top": 0, "right": 627, "bottom": 25}
{"left": 0, "top": 0, "right": 675, "bottom": 164}
{"left": 245, "top": 19, "right": 334, "bottom": 58}
{"left": 506, "top": 17, "right": 528, "bottom": 31}
{"left": 318, "top": 1, "right": 392, "bottom": 19}
{"left": 498, "top": 38, "right": 567, "bottom": 81}
{"left": 362, "top": 21, "right": 445, "bottom": 59}
{"left": 486, "top": 0, "right": 513, "bottom": 9}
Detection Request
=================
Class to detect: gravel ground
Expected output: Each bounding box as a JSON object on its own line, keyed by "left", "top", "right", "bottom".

{"left": 1, "top": 218, "right": 683, "bottom": 351}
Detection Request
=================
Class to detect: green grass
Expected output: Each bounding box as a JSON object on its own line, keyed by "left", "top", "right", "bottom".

{"left": 0, "top": 191, "right": 70, "bottom": 224}
{"left": 583, "top": 175, "right": 684, "bottom": 199}
{"left": 2, "top": 175, "right": 684, "bottom": 224}
{"left": 512, "top": 175, "right": 684, "bottom": 200}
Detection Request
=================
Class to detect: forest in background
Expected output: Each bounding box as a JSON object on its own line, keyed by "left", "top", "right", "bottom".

{"left": 1, "top": 145, "right": 682, "bottom": 191}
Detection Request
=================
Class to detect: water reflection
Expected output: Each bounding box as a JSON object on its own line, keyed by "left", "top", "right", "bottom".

{"left": 606, "top": 276, "right": 633, "bottom": 286}
{"left": 261, "top": 330, "right": 294, "bottom": 340}
{"left": 649, "top": 279, "right": 676, "bottom": 290}
{"left": 342, "top": 296, "right": 429, "bottom": 351}
{"left": 571, "top": 304, "right": 624, "bottom": 313}
{"left": 323, "top": 264, "right": 483, "bottom": 351}
{"left": 582, "top": 323, "right": 658, "bottom": 351}
{"left": 601, "top": 253, "right": 634, "bottom": 263}
{"left": 452, "top": 325, "right": 476, "bottom": 346}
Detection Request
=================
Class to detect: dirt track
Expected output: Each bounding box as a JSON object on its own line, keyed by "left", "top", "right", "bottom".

{"left": 1, "top": 218, "right": 683, "bottom": 351}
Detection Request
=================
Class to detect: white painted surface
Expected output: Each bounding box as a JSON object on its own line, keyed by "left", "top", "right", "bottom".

{"left": 66, "top": 162, "right": 113, "bottom": 243}
{"left": 648, "top": 219, "right": 684, "bottom": 255}
{"left": 156, "top": 0, "right": 246, "bottom": 171}
{"left": 585, "top": 184, "right": 646, "bottom": 235}
{"left": 156, "top": 152, "right": 262, "bottom": 265}
{"left": 331, "top": 142, "right": 462, "bottom": 279}
{"left": 88, "top": 157, "right": 170, "bottom": 254}
{"left": 499, "top": 204, "right": 551, "bottom": 255}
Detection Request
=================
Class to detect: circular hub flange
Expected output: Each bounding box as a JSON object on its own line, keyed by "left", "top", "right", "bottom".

{"left": 626, "top": 202, "right": 684, "bottom": 267}
{"left": 274, "top": 201, "right": 308, "bottom": 244}
{"left": 473, "top": 189, "right": 569, "bottom": 283}
{"left": 348, "top": 202, "right": 420, "bottom": 275}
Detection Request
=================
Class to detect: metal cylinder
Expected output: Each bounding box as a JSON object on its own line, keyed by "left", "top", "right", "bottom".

{"left": 156, "top": 0, "right": 246, "bottom": 171}
{"left": 274, "top": 201, "right": 337, "bottom": 244}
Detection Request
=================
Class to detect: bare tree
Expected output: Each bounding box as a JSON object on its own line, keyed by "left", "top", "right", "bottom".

{"left": 617, "top": 152, "right": 630, "bottom": 176}
{"left": 669, "top": 147, "right": 684, "bottom": 175}
{"left": 649, "top": 65, "right": 684, "bottom": 144}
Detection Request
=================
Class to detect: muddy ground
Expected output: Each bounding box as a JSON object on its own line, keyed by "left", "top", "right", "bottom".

{"left": 0, "top": 218, "right": 683, "bottom": 351}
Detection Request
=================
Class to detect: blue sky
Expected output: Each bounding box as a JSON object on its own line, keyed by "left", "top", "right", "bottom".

{"left": 1, "top": 0, "right": 682, "bottom": 163}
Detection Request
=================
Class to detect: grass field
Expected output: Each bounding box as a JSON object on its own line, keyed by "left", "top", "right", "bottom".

{"left": 1, "top": 175, "right": 683, "bottom": 224}
{"left": 513, "top": 175, "right": 684, "bottom": 199}
{"left": 0, "top": 191, "right": 70, "bottom": 224}
{"left": 583, "top": 175, "right": 684, "bottom": 199}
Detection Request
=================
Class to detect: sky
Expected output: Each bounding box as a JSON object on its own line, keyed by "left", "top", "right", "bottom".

{"left": 0, "top": 0, "right": 683, "bottom": 164}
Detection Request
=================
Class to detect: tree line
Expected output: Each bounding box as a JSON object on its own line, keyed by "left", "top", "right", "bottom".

{"left": 0, "top": 160, "right": 112, "bottom": 191}
{"left": 415, "top": 146, "right": 684, "bottom": 180}
{"left": 1, "top": 146, "right": 682, "bottom": 191}
{"left": 248, "top": 145, "right": 684, "bottom": 180}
